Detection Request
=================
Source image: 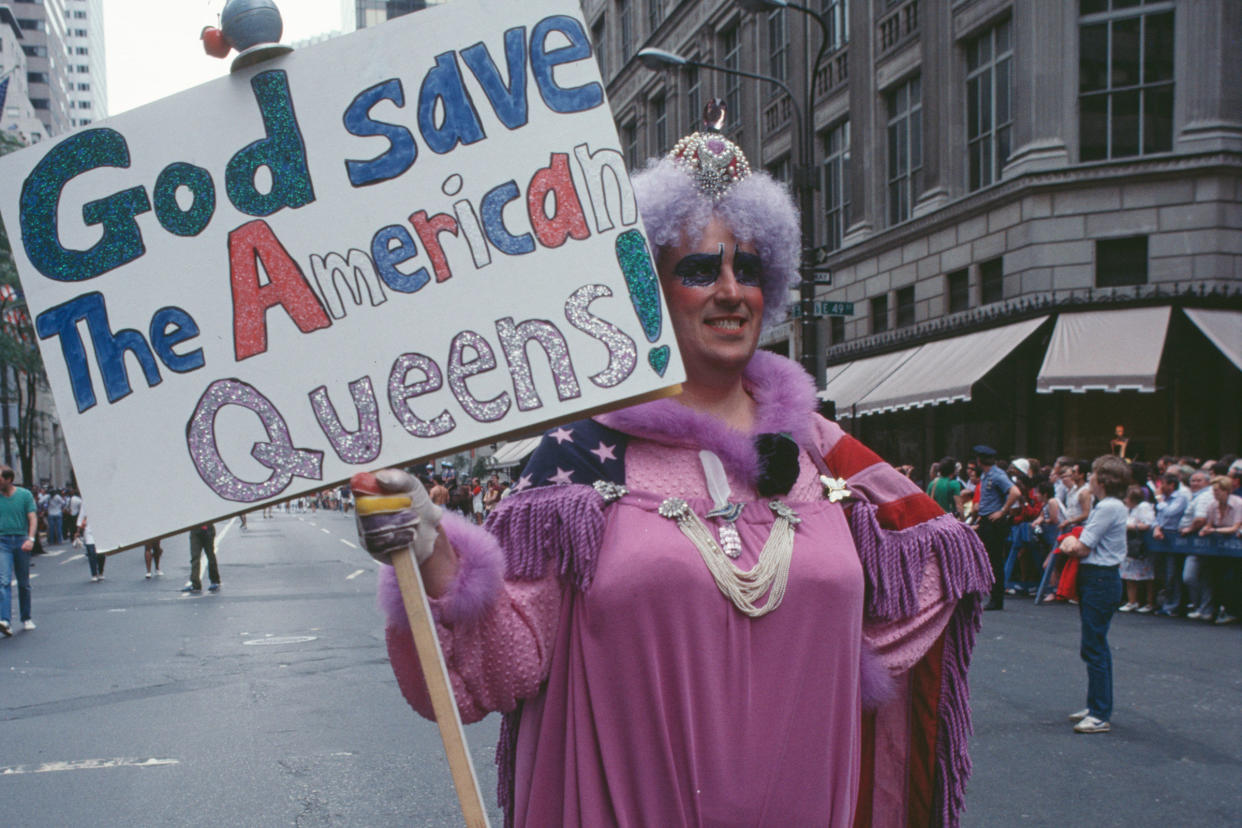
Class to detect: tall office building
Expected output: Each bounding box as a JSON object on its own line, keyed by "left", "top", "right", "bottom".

{"left": 595, "top": 0, "right": 1241, "bottom": 466}
{"left": 347, "top": 0, "right": 444, "bottom": 31}
{"left": 62, "top": 0, "right": 105, "bottom": 128}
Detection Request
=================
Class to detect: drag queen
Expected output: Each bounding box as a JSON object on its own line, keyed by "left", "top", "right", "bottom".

{"left": 356, "top": 105, "right": 992, "bottom": 827}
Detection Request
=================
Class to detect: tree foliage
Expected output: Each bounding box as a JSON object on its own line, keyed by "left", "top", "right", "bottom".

{"left": 0, "top": 131, "right": 49, "bottom": 483}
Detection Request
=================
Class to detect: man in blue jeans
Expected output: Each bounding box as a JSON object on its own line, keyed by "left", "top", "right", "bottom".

{"left": 1059, "top": 455, "right": 1130, "bottom": 734}
{"left": 0, "top": 465, "right": 38, "bottom": 637}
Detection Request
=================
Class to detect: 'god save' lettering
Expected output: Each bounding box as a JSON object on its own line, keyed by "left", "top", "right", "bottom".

{"left": 18, "top": 70, "right": 314, "bottom": 283}
{"left": 341, "top": 15, "right": 602, "bottom": 189}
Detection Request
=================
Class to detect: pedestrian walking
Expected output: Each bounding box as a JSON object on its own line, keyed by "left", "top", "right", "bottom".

{"left": 78, "top": 508, "right": 104, "bottom": 582}
{"left": 181, "top": 523, "right": 220, "bottom": 593}
{"left": 144, "top": 539, "right": 164, "bottom": 579}
{"left": 0, "top": 465, "right": 38, "bottom": 636}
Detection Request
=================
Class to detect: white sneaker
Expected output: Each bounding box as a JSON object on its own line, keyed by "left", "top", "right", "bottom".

{"left": 91, "top": 575, "right": 100, "bottom": 582}
{"left": 1136, "top": 604, "right": 1154, "bottom": 614}
{"left": 1118, "top": 602, "right": 1137, "bottom": 612}
{"left": 155, "top": 570, "right": 164, "bottom": 576}
{"left": 22, "top": 620, "right": 35, "bottom": 631}
{"left": 1068, "top": 708, "right": 1090, "bottom": 722}
{"left": 145, "top": 572, "right": 152, "bottom": 579}
{"left": 1074, "top": 715, "right": 1111, "bottom": 733}
{"left": 1187, "top": 609, "right": 1203, "bottom": 620}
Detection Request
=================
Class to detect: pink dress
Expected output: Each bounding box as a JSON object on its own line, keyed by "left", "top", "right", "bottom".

{"left": 378, "top": 351, "right": 990, "bottom": 827}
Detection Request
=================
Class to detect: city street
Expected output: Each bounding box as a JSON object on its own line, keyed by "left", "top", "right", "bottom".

{"left": 3, "top": 510, "right": 1239, "bottom": 827}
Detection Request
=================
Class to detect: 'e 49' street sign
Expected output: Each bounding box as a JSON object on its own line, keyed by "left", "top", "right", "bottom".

{"left": 790, "top": 301, "right": 855, "bottom": 318}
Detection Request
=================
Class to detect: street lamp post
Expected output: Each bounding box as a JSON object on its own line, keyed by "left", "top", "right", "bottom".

{"left": 638, "top": 0, "right": 832, "bottom": 387}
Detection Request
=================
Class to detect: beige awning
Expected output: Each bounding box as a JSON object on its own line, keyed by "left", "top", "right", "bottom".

{"left": 853, "top": 316, "right": 1048, "bottom": 416}
{"left": 1036, "top": 307, "right": 1170, "bottom": 393}
{"left": 818, "top": 348, "right": 920, "bottom": 417}
{"left": 1184, "top": 308, "right": 1242, "bottom": 372}
{"left": 488, "top": 436, "right": 543, "bottom": 468}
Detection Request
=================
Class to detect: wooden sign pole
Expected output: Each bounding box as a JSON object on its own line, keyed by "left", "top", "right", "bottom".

{"left": 391, "top": 547, "right": 491, "bottom": 827}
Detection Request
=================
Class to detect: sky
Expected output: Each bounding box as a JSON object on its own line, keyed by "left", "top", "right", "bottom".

{"left": 104, "top": 0, "right": 347, "bottom": 117}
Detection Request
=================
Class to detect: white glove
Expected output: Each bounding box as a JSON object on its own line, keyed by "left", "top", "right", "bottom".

{"left": 351, "top": 469, "right": 442, "bottom": 565}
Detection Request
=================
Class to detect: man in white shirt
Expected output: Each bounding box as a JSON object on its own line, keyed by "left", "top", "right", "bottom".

{"left": 46, "top": 489, "right": 66, "bottom": 546}
{"left": 1180, "top": 472, "right": 1216, "bottom": 620}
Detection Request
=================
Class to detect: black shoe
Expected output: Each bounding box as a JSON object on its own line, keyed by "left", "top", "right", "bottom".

{"left": 207, "top": 583, "right": 220, "bottom": 593}
{"left": 181, "top": 584, "right": 201, "bottom": 593}
{"left": 983, "top": 601, "right": 1004, "bottom": 611}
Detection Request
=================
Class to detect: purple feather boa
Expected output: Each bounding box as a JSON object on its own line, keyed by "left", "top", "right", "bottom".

{"left": 375, "top": 510, "right": 505, "bottom": 629}
{"left": 597, "top": 349, "right": 820, "bottom": 488}
{"left": 933, "top": 596, "right": 983, "bottom": 827}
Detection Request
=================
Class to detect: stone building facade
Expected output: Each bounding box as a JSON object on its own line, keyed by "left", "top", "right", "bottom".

{"left": 591, "top": 0, "right": 1241, "bottom": 470}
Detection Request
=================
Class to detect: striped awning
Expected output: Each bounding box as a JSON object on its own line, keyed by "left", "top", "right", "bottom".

{"left": 1036, "top": 307, "right": 1170, "bottom": 393}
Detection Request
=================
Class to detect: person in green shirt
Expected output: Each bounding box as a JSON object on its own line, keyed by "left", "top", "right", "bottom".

{"left": 0, "top": 465, "right": 38, "bottom": 637}
{"left": 926, "top": 456, "right": 963, "bottom": 517}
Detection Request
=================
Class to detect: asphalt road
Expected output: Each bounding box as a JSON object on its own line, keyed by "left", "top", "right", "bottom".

{"left": 3, "top": 511, "right": 1238, "bottom": 827}
{"left": 2, "top": 510, "right": 505, "bottom": 827}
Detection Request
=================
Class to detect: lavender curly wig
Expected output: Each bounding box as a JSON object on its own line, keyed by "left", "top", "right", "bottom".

{"left": 631, "top": 156, "right": 801, "bottom": 327}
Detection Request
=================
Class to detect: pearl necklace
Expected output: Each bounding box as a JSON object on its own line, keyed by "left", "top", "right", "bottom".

{"left": 658, "top": 497, "right": 801, "bottom": 617}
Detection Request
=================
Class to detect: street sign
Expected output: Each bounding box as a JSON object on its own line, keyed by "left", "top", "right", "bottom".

{"left": 790, "top": 301, "right": 854, "bottom": 318}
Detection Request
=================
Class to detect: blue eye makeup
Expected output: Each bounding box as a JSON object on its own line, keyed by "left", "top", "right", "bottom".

{"left": 673, "top": 245, "right": 725, "bottom": 286}
{"left": 672, "top": 244, "right": 763, "bottom": 287}
{"left": 733, "top": 250, "right": 763, "bottom": 286}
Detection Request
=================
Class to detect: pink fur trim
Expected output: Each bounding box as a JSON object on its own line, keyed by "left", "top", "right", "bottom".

{"left": 376, "top": 510, "right": 505, "bottom": 630}
{"left": 597, "top": 350, "right": 820, "bottom": 486}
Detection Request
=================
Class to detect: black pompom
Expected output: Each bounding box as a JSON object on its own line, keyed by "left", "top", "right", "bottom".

{"left": 755, "top": 433, "right": 800, "bottom": 497}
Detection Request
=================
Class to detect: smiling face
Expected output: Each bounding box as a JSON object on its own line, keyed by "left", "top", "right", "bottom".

{"left": 658, "top": 216, "right": 764, "bottom": 386}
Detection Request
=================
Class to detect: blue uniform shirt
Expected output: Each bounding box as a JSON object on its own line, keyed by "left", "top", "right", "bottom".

{"left": 978, "top": 465, "right": 1014, "bottom": 517}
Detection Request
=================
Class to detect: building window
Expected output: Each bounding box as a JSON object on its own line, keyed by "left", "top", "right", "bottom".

{"left": 592, "top": 17, "right": 606, "bottom": 77}
{"left": 648, "top": 0, "right": 663, "bottom": 31}
{"left": 76, "top": 47, "right": 89, "bottom": 55}
{"left": 18, "top": 19, "right": 44, "bottom": 32}
{"left": 1095, "top": 236, "right": 1148, "bottom": 287}
{"left": 1079, "top": 1, "right": 1174, "bottom": 161}
{"left": 828, "top": 315, "right": 845, "bottom": 346}
{"left": 822, "top": 120, "right": 851, "bottom": 252}
{"left": 74, "top": 28, "right": 87, "bottom": 37}
{"left": 980, "top": 257, "right": 1004, "bottom": 304}
{"left": 77, "top": 82, "right": 90, "bottom": 91}
{"left": 22, "top": 45, "right": 48, "bottom": 58}
{"left": 767, "top": 9, "right": 789, "bottom": 98}
{"left": 27, "top": 71, "right": 48, "bottom": 84}
{"left": 652, "top": 94, "right": 667, "bottom": 155}
{"left": 821, "top": 0, "right": 849, "bottom": 51}
{"left": 685, "top": 64, "right": 701, "bottom": 129}
{"left": 947, "top": 268, "right": 970, "bottom": 313}
{"left": 623, "top": 121, "right": 639, "bottom": 170}
{"left": 966, "top": 19, "right": 1013, "bottom": 190}
{"left": 871, "top": 295, "right": 889, "bottom": 334}
{"left": 619, "top": 0, "right": 633, "bottom": 62}
{"left": 32, "top": 98, "right": 49, "bottom": 110}
{"left": 767, "top": 156, "right": 791, "bottom": 185}
{"left": 78, "top": 101, "right": 91, "bottom": 110}
{"left": 896, "top": 286, "right": 915, "bottom": 328}
{"left": 886, "top": 76, "right": 922, "bottom": 225}
{"left": 721, "top": 26, "right": 742, "bottom": 134}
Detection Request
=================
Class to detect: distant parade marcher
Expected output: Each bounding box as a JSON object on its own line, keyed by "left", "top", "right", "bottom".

{"left": 182, "top": 523, "right": 220, "bottom": 594}
{"left": 0, "top": 465, "right": 38, "bottom": 636}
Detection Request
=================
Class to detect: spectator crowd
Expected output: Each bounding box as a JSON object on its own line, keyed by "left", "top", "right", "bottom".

{"left": 919, "top": 448, "right": 1242, "bottom": 625}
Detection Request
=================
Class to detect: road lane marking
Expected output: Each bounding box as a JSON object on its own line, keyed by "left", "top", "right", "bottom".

{"left": 243, "top": 635, "right": 317, "bottom": 646}
{"left": 339, "top": 539, "right": 357, "bottom": 549}
{"left": 0, "top": 757, "right": 179, "bottom": 775}
{"left": 60, "top": 554, "right": 85, "bottom": 565}
{"left": 320, "top": 528, "right": 331, "bottom": 534}
{"left": 345, "top": 569, "right": 365, "bottom": 580}
{"left": 41, "top": 549, "right": 66, "bottom": 558}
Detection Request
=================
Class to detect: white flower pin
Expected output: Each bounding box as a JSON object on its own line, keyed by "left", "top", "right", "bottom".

{"left": 820, "top": 475, "right": 853, "bottom": 503}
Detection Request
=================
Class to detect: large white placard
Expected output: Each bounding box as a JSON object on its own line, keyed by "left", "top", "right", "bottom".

{"left": 0, "top": 0, "right": 683, "bottom": 550}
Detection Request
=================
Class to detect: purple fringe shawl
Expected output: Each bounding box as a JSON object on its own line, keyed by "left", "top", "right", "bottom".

{"left": 484, "top": 483, "right": 608, "bottom": 590}
{"left": 848, "top": 499, "right": 992, "bottom": 827}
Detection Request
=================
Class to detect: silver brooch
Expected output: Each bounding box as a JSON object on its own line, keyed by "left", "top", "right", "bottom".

{"left": 658, "top": 497, "right": 691, "bottom": 520}
{"left": 718, "top": 523, "right": 743, "bottom": 558}
{"left": 769, "top": 500, "right": 802, "bottom": 525}
{"left": 592, "top": 480, "right": 628, "bottom": 504}
{"left": 819, "top": 475, "right": 853, "bottom": 503}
